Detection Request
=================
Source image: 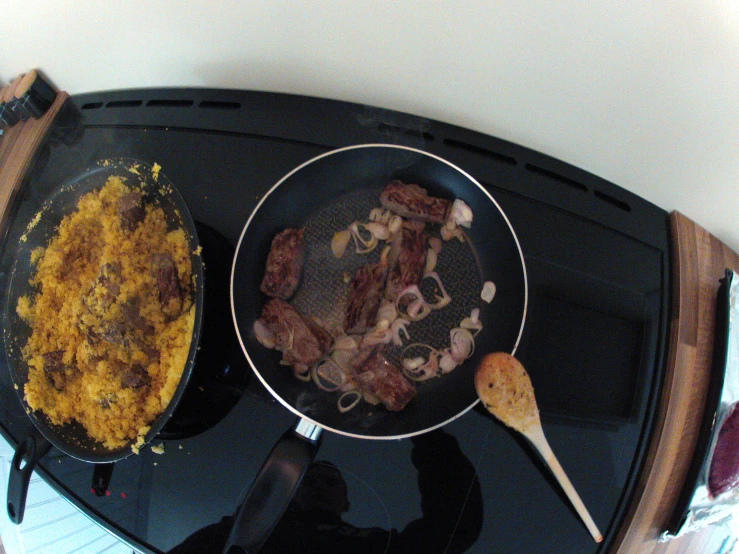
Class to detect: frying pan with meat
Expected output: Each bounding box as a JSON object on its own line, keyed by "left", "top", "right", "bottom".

{"left": 227, "top": 145, "right": 527, "bottom": 552}
{"left": 3, "top": 158, "right": 204, "bottom": 523}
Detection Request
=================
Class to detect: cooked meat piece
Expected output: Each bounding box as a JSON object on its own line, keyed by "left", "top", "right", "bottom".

{"left": 121, "top": 364, "right": 151, "bottom": 389}
{"left": 352, "top": 347, "right": 416, "bottom": 411}
{"left": 259, "top": 298, "right": 332, "bottom": 373}
{"left": 118, "top": 191, "right": 146, "bottom": 232}
{"left": 43, "top": 351, "right": 73, "bottom": 390}
{"left": 345, "top": 262, "right": 389, "bottom": 334}
{"left": 42, "top": 350, "right": 65, "bottom": 373}
{"left": 151, "top": 253, "right": 182, "bottom": 319}
{"left": 379, "top": 180, "right": 450, "bottom": 224}
{"left": 260, "top": 228, "right": 306, "bottom": 300}
{"left": 385, "top": 220, "right": 427, "bottom": 301}
{"left": 98, "top": 321, "right": 125, "bottom": 345}
{"left": 120, "top": 297, "right": 155, "bottom": 336}
{"left": 82, "top": 262, "right": 122, "bottom": 312}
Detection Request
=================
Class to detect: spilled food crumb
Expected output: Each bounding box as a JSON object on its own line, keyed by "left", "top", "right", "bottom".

{"left": 151, "top": 442, "right": 165, "bottom": 455}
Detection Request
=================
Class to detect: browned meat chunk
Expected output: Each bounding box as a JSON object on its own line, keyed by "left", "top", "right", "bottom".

{"left": 151, "top": 253, "right": 182, "bottom": 319}
{"left": 260, "top": 298, "right": 332, "bottom": 373}
{"left": 120, "top": 297, "right": 155, "bottom": 336}
{"left": 118, "top": 191, "right": 146, "bottom": 232}
{"left": 352, "top": 347, "right": 416, "bottom": 411}
{"left": 345, "top": 262, "right": 388, "bottom": 334}
{"left": 260, "top": 228, "right": 306, "bottom": 300}
{"left": 43, "top": 350, "right": 72, "bottom": 390}
{"left": 385, "top": 220, "right": 427, "bottom": 301}
{"left": 121, "top": 364, "right": 151, "bottom": 389}
{"left": 379, "top": 181, "right": 450, "bottom": 224}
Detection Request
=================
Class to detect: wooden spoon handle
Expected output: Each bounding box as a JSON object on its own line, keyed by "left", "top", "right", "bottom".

{"left": 524, "top": 425, "right": 604, "bottom": 543}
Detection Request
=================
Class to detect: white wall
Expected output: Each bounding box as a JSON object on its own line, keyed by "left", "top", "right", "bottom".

{"left": 2, "top": 1, "right": 738, "bottom": 251}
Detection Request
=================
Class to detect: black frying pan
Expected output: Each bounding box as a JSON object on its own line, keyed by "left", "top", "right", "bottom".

{"left": 227, "top": 145, "right": 527, "bottom": 552}
{"left": 3, "top": 158, "right": 204, "bottom": 522}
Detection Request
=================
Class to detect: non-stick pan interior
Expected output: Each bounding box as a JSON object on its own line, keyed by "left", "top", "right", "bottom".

{"left": 232, "top": 145, "right": 526, "bottom": 438}
{"left": 3, "top": 158, "right": 204, "bottom": 462}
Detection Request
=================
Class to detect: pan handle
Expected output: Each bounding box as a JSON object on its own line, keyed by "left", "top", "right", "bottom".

{"left": 7, "top": 432, "right": 52, "bottom": 524}
{"left": 223, "top": 418, "right": 322, "bottom": 554}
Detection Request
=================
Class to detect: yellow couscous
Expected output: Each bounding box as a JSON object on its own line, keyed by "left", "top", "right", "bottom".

{"left": 16, "top": 176, "right": 195, "bottom": 451}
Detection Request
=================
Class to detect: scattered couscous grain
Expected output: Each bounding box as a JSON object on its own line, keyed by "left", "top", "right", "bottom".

{"left": 17, "top": 176, "right": 195, "bottom": 452}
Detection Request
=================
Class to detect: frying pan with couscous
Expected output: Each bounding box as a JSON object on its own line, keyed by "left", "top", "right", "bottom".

{"left": 3, "top": 159, "right": 204, "bottom": 524}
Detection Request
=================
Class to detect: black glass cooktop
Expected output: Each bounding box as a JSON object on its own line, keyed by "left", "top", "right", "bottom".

{"left": 0, "top": 89, "right": 669, "bottom": 553}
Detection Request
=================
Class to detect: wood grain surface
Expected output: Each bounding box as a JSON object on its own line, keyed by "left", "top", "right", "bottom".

{"left": 0, "top": 92, "right": 69, "bottom": 237}
{"left": 612, "top": 211, "right": 739, "bottom": 553}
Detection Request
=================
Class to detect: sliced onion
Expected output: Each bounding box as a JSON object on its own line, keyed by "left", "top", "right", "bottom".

{"left": 312, "top": 359, "right": 347, "bottom": 392}
{"left": 405, "top": 351, "right": 440, "bottom": 382}
{"left": 388, "top": 215, "right": 403, "bottom": 235}
{"left": 439, "top": 349, "right": 458, "bottom": 374}
{"left": 424, "top": 248, "right": 438, "bottom": 274}
{"left": 294, "top": 369, "right": 312, "bottom": 381}
{"left": 402, "top": 356, "right": 425, "bottom": 371}
{"left": 450, "top": 328, "right": 475, "bottom": 362}
{"left": 369, "top": 208, "right": 390, "bottom": 224}
{"left": 362, "top": 327, "right": 393, "bottom": 347}
{"left": 349, "top": 222, "right": 378, "bottom": 254}
{"left": 422, "top": 271, "right": 452, "bottom": 309}
{"left": 429, "top": 237, "right": 442, "bottom": 255}
{"left": 331, "top": 348, "right": 355, "bottom": 372}
{"left": 331, "top": 229, "right": 352, "bottom": 258}
{"left": 338, "top": 390, "right": 362, "bottom": 413}
{"left": 460, "top": 308, "right": 483, "bottom": 336}
{"left": 400, "top": 343, "right": 441, "bottom": 381}
{"left": 253, "top": 320, "right": 275, "bottom": 349}
{"left": 334, "top": 335, "right": 358, "bottom": 351}
{"left": 376, "top": 301, "right": 398, "bottom": 328}
{"left": 481, "top": 281, "right": 496, "bottom": 303}
{"left": 450, "top": 199, "right": 473, "bottom": 228}
{"left": 441, "top": 224, "right": 464, "bottom": 242}
{"left": 365, "top": 222, "right": 390, "bottom": 241}
{"left": 391, "top": 318, "right": 410, "bottom": 346}
{"left": 396, "top": 285, "right": 432, "bottom": 321}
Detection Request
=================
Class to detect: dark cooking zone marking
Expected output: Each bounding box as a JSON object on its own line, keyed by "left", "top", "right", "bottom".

{"left": 105, "top": 100, "right": 143, "bottom": 108}
{"left": 525, "top": 163, "right": 587, "bottom": 192}
{"left": 595, "top": 190, "right": 631, "bottom": 212}
{"left": 377, "top": 123, "right": 434, "bottom": 141}
{"left": 443, "top": 138, "right": 517, "bottom": 166}
{"left": 146, "top": 99, "right": 194, "bottom": 108}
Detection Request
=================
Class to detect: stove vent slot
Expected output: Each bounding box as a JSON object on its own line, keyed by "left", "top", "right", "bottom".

{"left": 443, "top": 138, "right": 517, "bottom": 166}
{"left": 377, "top": 123, "right": 434, "bottom": 141}
{"left": 199, "top": 101, "right": 241, "bottom": 110}
{"left": 525, "top": 163, "right": 587, "bottom": 192}
{"left": 146, "top": 99, "right": 194, "bottom": 108}
{"left": 595, "top": 190, "right": 631, "bottom": 212}
{"left": 105, "top": 100, "right": 143, "bottom": 108}
{"left": 80, "top": 102, "right": 103, "bottom": 110}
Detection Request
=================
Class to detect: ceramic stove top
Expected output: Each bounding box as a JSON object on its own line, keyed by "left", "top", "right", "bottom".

{"left": 0, "top": 89, "right": 670, "bottom": 553}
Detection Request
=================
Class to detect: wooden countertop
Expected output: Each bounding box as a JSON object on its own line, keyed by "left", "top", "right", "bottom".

{"left": 611, "top": 212, "right": 739, "bottom": 553}
{"left": 1, "top": 93, "right": 737, "bottom": 553}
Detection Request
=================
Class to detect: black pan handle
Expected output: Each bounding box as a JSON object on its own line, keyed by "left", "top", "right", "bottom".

{"left": 7, "top": 432, "right": 52, "bottom": 524}
{"left": 223, "top": 418, "right": 322, "bottom": 554}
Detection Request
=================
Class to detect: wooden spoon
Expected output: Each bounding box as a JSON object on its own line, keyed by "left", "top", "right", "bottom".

{"left": 475, "top": 352, "right": 604, "bottom": 543}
